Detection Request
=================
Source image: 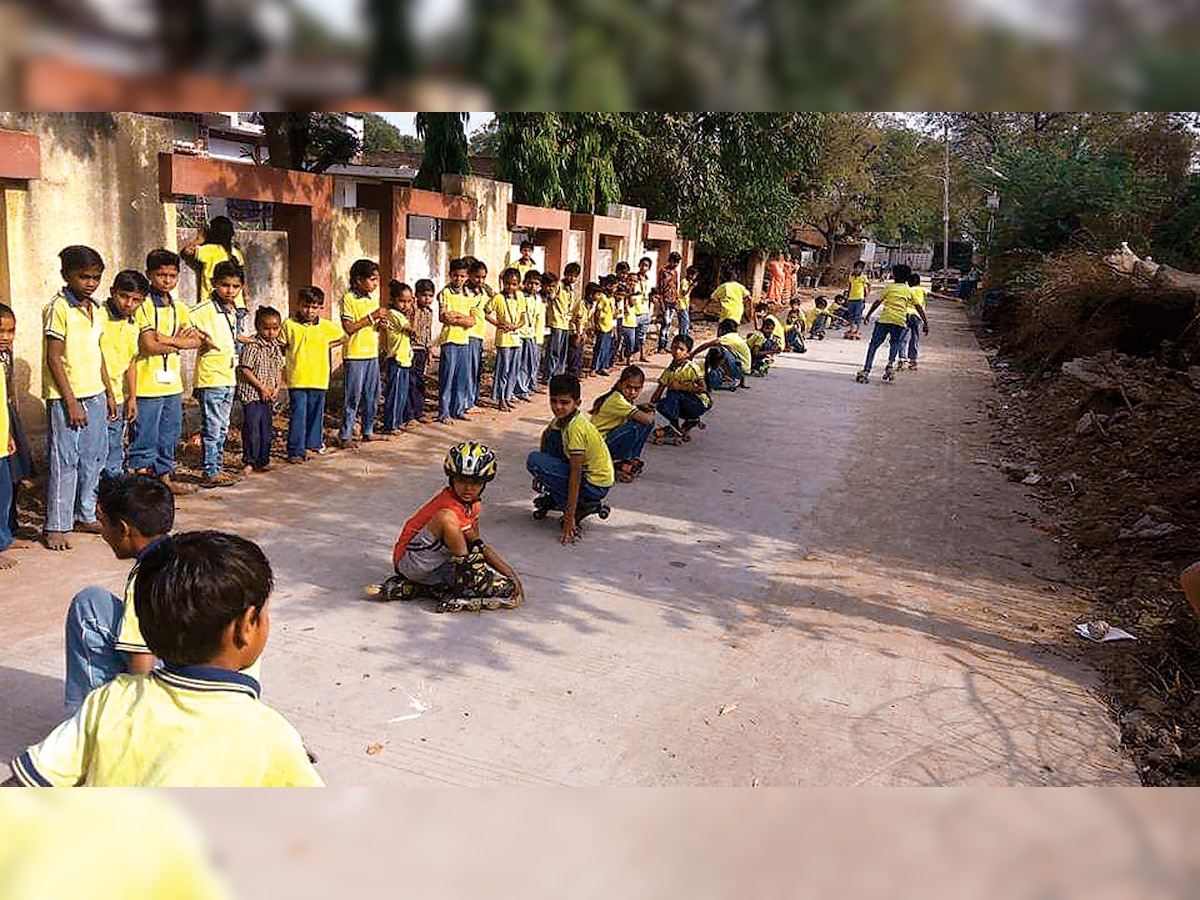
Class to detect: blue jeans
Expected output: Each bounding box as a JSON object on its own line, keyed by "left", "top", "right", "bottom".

{"left": 905, "top": 314, "right": 921, "bottom": 362}
{"left": 46, "top": 393, "right": 107, "bottom": 533}
{"left": 526, "top": 448, "right": 609, "bottom": 511}
{"left": 0, "top": 456, "right": 13, "bottom": 552}
{"left": 242, "top": 399, "right": 273, "bottom": 468}
{"left": 567, "top": 335, "right": 585, "bottom": 376}
{"left": 405, "top": 348, "right": 428, "bottom": 422}
{"left": 287, "top": 388, "right": 326, "bottom": 458}
{"left": 492, "top": 345, "right": 520, "bottom": 405}
{"left": 605, "top": 419, "right": 653, "bottom": 462}
{"left": 656, "top": 390, "right": 708, "bottom": 432}
{"left": 544, "top": 328, "right": 569, "bottom": 379}
{"left": 677, "top": 307, "right": 691, "bottom": 338}
{"left": 197, "top": 386, "right": 234, "bottom": 477}
{"left": 634, "top": 317, "right": 648, "bottom": 353}
{"left": 340, "top": 358, "right": 380, "bottom": 440}
{"left": 382, "top": 358, "right": 411, "bottom": 430}
{"left": 619, "top": 325, "right": 636, "bottom": 359}
{"left": 786, "top": 327, "right": 806, "bottom": 351}
{"left": 516, "top": 338, "right": 538, "bottom": 399}
{"left": 592, "top": 331, "right": 614, "bottom": 373}
{"left": 103, "top": 402, "right": 126, "bottom": 476}
{"left": 468, "top": 337, "right": 483, "bottom": 406}
{"left": 846, "top": 300, "right": 865, "bottom": 325}
{"left": 863, "top": 322, "right": 906, "bottom": 373}
{"left": 64, "top": 585, "right": 127, "bottom": 714}
{"left": 127, "top": 393, "right": 182, "bottom": 476}
{"left": 657, "top": 309, "right": 676, "bottom": 351}
{"left": 438, "top": 343, "right": 470, "bottom": 420}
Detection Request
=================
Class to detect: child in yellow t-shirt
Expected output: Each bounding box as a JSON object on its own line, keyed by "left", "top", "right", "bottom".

{"left": 380, "top": 280, "right": 417, "bottom": 433}
{"left": 589, "top": 365, "right": 655, "bottom": 482}
{"left": 845, "top": 260, "right": 870, "bottom": 340}
{"left": 651, "top": 333, "right": 711, "bottom": 443}
{"left": 338, "top": 258, "right": 385, "bottom": 446}
{"left": 98, "top": 271, "right": 148, "bottom": 477}
{"left": 858, "top": 264, "right": 925, "bottom": 383}
{"left": 280, "top": 286, "right": 344, "bottom": 462}
{"left": 900, "top": 272, "right": 930, "bottom": 370}
{"left": 0, "top": 302, "right": 28, "bottom": 570}
{"left": 589, "top": 283, "right": 615, "bottom": 376}
{"left": 562, "top": 262, "right": 586, "bottom": 377}
{"left": 487, "top": 268, "right": 525, "bottom": 411}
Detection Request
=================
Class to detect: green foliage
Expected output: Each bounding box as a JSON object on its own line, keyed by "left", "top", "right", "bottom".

{"left": 414, "top": 113, "right": 470, "bottom": 190}
{"left": 260, "top": 113, "right": 360, "bottom": 174}
{"left": 361, "top": 113, "right": 422, "bottom": 154}
{"left": 1152, "top": 177, "right": 1200, "bottom": 271}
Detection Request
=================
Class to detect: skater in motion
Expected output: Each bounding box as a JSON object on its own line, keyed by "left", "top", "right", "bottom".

{"left": 856, "top": 264, "right": 926, "bottom": 384}
{"left": 372, "top": 442, "right": 523, "bottom": 612}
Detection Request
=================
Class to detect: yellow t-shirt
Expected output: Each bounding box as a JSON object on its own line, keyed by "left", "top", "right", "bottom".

{"left": 133, "top": 294, "right": 192, "bottom": 399}
{"left": 590, "top": 390, "right": 636, "bottom": 437}
{"left": 437, "top": 287, "right": 471, "bottom": 345}
{"left": 519, "top": 291, "right": 542, "bottom": 340}
{"left": 876, "top": 283, "right": 914, "bottom": 327}
{"left": 555, "top": 411, "right": 615, "bottom": 489}
{"left": 99, "top": 306, "right": 139, "bottom": 406}
{"left": 11, "top": 666, "right": 323, "bottom": 787}
{"left": 848, "top": 273, "right": 870, "bottom": 301}
{"left": 384, "top": 310, "right": 413, "bottom": 367}
{"left": 594, "top": 294, "right": 615, "bottom": 333}
{"left": 718, "top": 332, "right": 752, "bottom": 371}
{"left": 42, "top": 291, "right": 105, "bottom": 402}
{"left": 712, "top": 281, "right": 748, "bottom": 325}
{"left": 659, "top": 359, "right": 711, "bottom": 407}
{"left": 190, "top": 299, "right": 240, "bottom": 389}
{"left": 569, "top": 292, "right": 589, "bottom": 336}
{"left": 677, "top": 277, "right": 692, "bottom": 311}
{"left": 907, "top": 284, "right": 927, "bottom": 317}
{"left": 747, "top": 331, "right": 773, "bottom": 354}
{"left": 341, "top": 290, "right": 380, "bottom": 360}
{"left": 547, "top": 285, "right": 572, "bottom": 330}
{"left": 805, "top": 306, "right": 834, "bottom": 328}
{"left": 281, "top": 316, "right": 345, "bottom": 390}
{"left": 467, "top": 289, "right": 490, "bottom": 341}
{"left": 763, "top": 314, "right": 784, "bottom": 340}
{"left": 489, "top": 293, "right": 523, "bottom": 349}
{"left": 619, "top": 297, "right": 637, "bottom": 328}
{"left": 193, "top": 244, "right": 246, "bottom": 308}
{"left": 631, "top": 278, "right": 651, "bottom": 318}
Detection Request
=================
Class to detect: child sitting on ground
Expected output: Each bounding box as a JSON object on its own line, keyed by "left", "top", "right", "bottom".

{"left": 784, "top": 299, "right": 807, "bottom": 353}
{"left": 526, "top": 373, "right": 615, "bottom": 544}
{"left": 372, "top": 442, "right": 522, "bottom": 612}
{"left": 746, "top": 318, "right": 781, "bottom": 376}
{"left": 652, "top": 334, "right": 711, "bottom": 444}
{"left": 589, "top": 365, "right": 655, "bottom": 482}
{"left": 692, "top": 319, "right": 751, "bottom": 390}
{"left": 11, "top": 530, "right": 323, "bottom": 786}
{"left": 807, "top": 296, "right": 846, "bottom": 340}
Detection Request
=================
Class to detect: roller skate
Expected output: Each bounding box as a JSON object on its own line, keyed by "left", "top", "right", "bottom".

{"left": 573, "top": 499, "right": 611, "bottom": 526}
{"left": 438, "top": 547, "right": 518, "bottom": 612}
{"left": 881, "top": 365, "right": 896, "bottom": 383}
{"left": 855, "top": 370, "right": 870, "bottom": 384}
{"left": 908, "top": 361, "right": 918, "bottom": 371}
{"left": 365, "top": 573, "right": 442, "bottom": 602}
{"left": 532, "top": 491, "right": 556, "bottom": 519}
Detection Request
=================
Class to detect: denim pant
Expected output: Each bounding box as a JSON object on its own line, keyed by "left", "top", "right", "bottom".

{"left": 634, "top": 316, "right": 649, "bottom": 353}
{"left": 340, "top": 357, "right": 380, "bottom": 440}
{"left": 516, "top": 338, "right": 538, "bottom": 399}
{"left": 127, "top": 393, "right": 182, "bottom": 476}
{"left": 526, "top": 449, "right": 609, "bottom": 512}
{"left": 242, "top": 399, "right": 273, "bottom": 467}
{"left": 810, "top": 313, "right": 830, "bottom": 338}
{"left": 405, "top": 348, "right": 428, "bottom": 422}
{"left": 438, "top": 343, "right": 470, "bottom": 420}
{"left": 287, "top": 388, "right": 326, "bottom": 458}
{"left": 863, "top": 322, "right": 906, "bottom": 373}
{"left": 592, "top": 331, "right": 614, "bottom": 373}
{"left": 197, "top": 386, "right": 234, "bottom": 476}
{"left": 46, "top": 393, "right": 107, "bottom": 533}
{"left": 904, "top": 314, "right": 921, "bottom": 362}
{"left": 64, "top": 585, "right": 127, "bottom": 714}
{"left": 657, "top": 390, "right": 708, "bottom": 432}
{"left": 786, "top": 327, "right": 806, "bottom": 352}
{"left": 492, "top": 345, "right": 519, "bottom": 405}
{"left": 103, "top": 402, "right": 126, "bottom": 476}
{"left": 567, "top": 336, "right": 585, "bottom": 376}
{"left": 677, "top": 307, "right": 691, "bottom": 338}
{"left": 544, "top": 328, "right": 569, "bottom": 379}
{"left": 382, "top": 358, "right": 411, "bottom": 430}
{"left": 0, "top": 457, "right": 13, "bottom": 552}
{"left": 657, "top": 309, "right": 676, "bottom": 351}
{"left": 605, "top": 419, "right": 653, "bottom": 463}
{"left": 618, "top": 326, "right": 636, "bottom": 359}
{"left": 467, "top": 337, "right": 483, "bottom": 406}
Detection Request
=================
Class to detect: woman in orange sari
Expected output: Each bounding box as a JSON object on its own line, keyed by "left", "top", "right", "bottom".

{"left": 765, "top": 253, "right": 787, "bottom": 303}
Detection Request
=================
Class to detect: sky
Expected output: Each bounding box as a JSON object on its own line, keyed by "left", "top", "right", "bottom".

{"left": 379, "top": 112, "right": 495, "bottom": 138}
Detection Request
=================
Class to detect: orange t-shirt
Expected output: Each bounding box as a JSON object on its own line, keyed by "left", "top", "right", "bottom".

{"left": 392, "top": 487, "right": 480, "bottom": 567}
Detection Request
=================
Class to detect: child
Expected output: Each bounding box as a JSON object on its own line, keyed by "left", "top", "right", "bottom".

{"left": 903, "top": 272, "right": 929, "bottom": 370}
{"left": 517, "top": 269, "right": 544, "bottom": 400}
{"left": 590, "top": 283, "right": 615, "bottom": 377}
{"left": 526, "top": 373, "right": 615, "bottom": 545}
{"left": 338, "top": 258, "right": 385, "bottom": 446}
{"left": 542, "top": 270, "right": 571, "bottom": 381}
{"left": 281, "top": 286, "right": 344, "bottom": 463}
{"left": 13, "top": 529, "right": 324, "bottom": 786}
{"left": 704, "top": 345, "right": 738, "bottom": 392}
{"left": 760, "top": 306, "right": 785, "bottom": 346}
{"left": 99, "top": 270, "right": 148, "bottom": 477}
{"left": 784, "top": 299, "right": 807, "bottom": 352}
{"left": 711, "top": 268, "right": 750, "bottom": 328}
{"left": 406, "top": 279, "right": 436, "bottom": 424}
{"left": 590, "top": 365, "right": 655, "bottom": 482}
{"left": 129, "top": 249, "right": 204, "bottom": 501}
{"left": 436, "top": 258, "right": 475, "bottom": 423}
{"left": 190, "top": 260, "right": 244, "bottom": 488}
{"left": 466, "top": 258, "right": 493, "bottom": 409}
{"left": 806, "top": 296, "right": 844, "bottom": 341}
{"left": 745, "top": 319, "right": 781, "bottom": 376}
{"left": 649, "top": 286, "right": 667, "bottom": 356}
{"left": 1, "top": 303, "right": 28, "bottom": 570}
{"left": 372, "top": 442, "right": 523, "bottom": 613}
{"left": 693, "top": 319, "right": 752, "bottom": 390}
{"left": 615, "top": 283, "right": 637, "bottom": 365}
{"left": 651, "top": 334, "right": 711, "bottom": 443}
{"left": 857, "top": 263, "right": 925, "bottom": 384}
{"left": 511, "top": 240, "right": 537, "bottom": 280}
{"left": 379, "top": 281, "right": 416, "bottom": 433}
{"left": 43, "top": 246, "right": 117, "bottom": 552}
{"left": 236, "top": 306, "right": 284, "bottom": 473}
{"left": 486, "top": 268, "right": 525, "bottom": 412}
{"left": 844, "top": 260, "right": 870, "bottom": 340}
{"left": 656, "top": 251, "right": 682, "bottom": 352}
{"left": 61, "top": 473, "right": 172, "bottom": 713}
{"left": 677, "top": 264, "right": 697, "bottom": 338}
{"left": 563, "top": 263, "right": 587, "bottom": 377}
{"left": 182, "top": 215, "right": 247, "bottom": 326}
{"left": 632, "top": 256, "right": 653, "bottom": 361}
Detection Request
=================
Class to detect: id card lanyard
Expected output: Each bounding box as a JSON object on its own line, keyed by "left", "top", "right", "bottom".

{"left": 152, "top": 292, "right": 177, "bottom": 376}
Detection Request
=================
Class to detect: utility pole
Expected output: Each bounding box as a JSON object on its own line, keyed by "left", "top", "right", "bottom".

{"left": 942, "top": 120, "right": 950, "bottom": 273}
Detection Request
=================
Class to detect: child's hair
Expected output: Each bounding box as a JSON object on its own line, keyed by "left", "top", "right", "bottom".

{"left": 685, "top": 265, "right": 698, "bottom": 277}
{"left": 97, "top": 472, "right": 174, "bottom": 538}
{"left": 649, "top": 287, "right": 661, "bottom": 298}
{"left": 523, "top": 270, "right": 542, "bottom": 285}
{"left": 205, "top": 216, "right": 236, "bottom": 252}
{"left": 564, "top": 262, "right": 581, "bottom": 277}
{"left": 639, "top": 256, "right": 652, "bottom": 267}
{"left": 145, "top": 249, "right": 180, "bottom": 272}
{"left": 754, "top": 302, "right": 768, "bottom": 313}
{"left": 908, "top": 273, "right": 922, "bottom": 287}
{"left": 520, "top": 240, "right": 534, "bottom": 252}
{"left": 892, "top": 263, "right": 912, "bottom": 283}
{"left": 449, "top": 257, "right": 468, "bottom": 274}
{"left": 0, "top": 303, "right": 14, "bottom": 323}
{"left": 211, "top": 260, "right": 244, "bottom": 284}
{"left": 540, "top": 271, "right": 558, "bottom": 285}
{"left": 584, "top": 282, "right": 602, "bottom": 299}
{"left": 718, "top": 318, "right": 738, "bottom": 335}
{"left": 60, "top": 245, "right": 105, "bottom": 274}
{"left": 111, "top": 270, "right": 151, "bottom": 296}
{"left": 468, "top": 259, "right": 488, "bottom": 275}
{"left": 389, "top": 280, "right": 412, "bottom": 299}
{"left": 590, "top": 365, "right": 644, "bottom": 414}
{"left": 814, "top": 296, "right": 828, "bottom": 308}
{"left": 668, "top": 251, "right": 682, "bottom": 264}
{"left": 548, "top": 373, "right": 581, "bottom": 401}
{"left": 704, "top": 347, "right": 726, "bottom": 372}
{"left": 671, "top": 333, "right": 694, "bottom": 351}
{"left": 615, "top": 261, "right": 630, "bottom": 274}
{"left": 853, "top": 260, "right": 865, "bottom": 270}
{"left": 722, "top": 266, "right": 738, "bottom": 281}
{"left": 762, "top": 319, "right": 775, "bottom": 331}
{"left": 789, "top": 296, "right": 801, "bottom": 305}
{"left": 500, "top": 266, "right": 520, "bottom": 283}
{"left": 298, "top": 286, "right": 324, "bottom": 305}
{"left": 254, "top": 306, "right": 281, "bottom": 327}
{"left": 349, "top": 259, "right": 380, "bottom": 288}
{"left": 415, "top": 278, "right": 435, "bottom": 295}
{"left": 134, "top": 531, "right": 272, "bottom": 667}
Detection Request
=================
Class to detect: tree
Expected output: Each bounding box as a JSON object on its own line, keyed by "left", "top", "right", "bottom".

{"left": 792, "top": 114, "right": 878, "bottom": 262}
{"left": 468, "top": 117, "right": 502, "bottom": 157}
{"left": 414, "top": 113, "right": 470, "bottom": 191}
{"left": 361, "top": 113, "right": 423, "bottom": 154}
{"left": 260, "top": 113, "right": 361, "bottom": 174}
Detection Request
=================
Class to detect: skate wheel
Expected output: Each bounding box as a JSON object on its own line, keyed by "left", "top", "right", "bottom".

{"left": 533, "top": 509, "right": 548, "bottom": 520}
{"left": 598, "top": 505, "right": 610, "bottom": 520}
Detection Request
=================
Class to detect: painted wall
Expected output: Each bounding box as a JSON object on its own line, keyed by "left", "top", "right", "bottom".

{"left": 440, "top": 173, "right": 513, "bottom": 283}
{"left": 404, "top": 239, "right": 450, "bottom": 289}
{"left": 567, "top": 230, "right": 585, "bottom": 269}
{"left": 331, "top": 208, "right": 381, "bottom": 304}
{"left": 178, "top": 228, "right": 290, "bottom": 315}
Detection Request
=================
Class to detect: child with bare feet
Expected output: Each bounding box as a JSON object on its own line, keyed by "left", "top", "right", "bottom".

{"left": 1, "top": 303, "right": 33, "bottom": 568}
{"left": 237, "top": 306, "right": 284, "bottom": 474}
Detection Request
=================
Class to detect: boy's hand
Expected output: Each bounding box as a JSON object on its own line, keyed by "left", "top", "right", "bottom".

{"left": 560, "top": 516, "right": 577, "bottom": 544}
{"left": 106, "top": 394, "right": 118, "bottom": 421}
{"left": 923, "top": 324, "right": 929, "bottom": 335}
{"left": 66, "top": 398, "right": 87, "bottom": 428}
{"left": 126, "top": 397, "right": 138, "bottom": 424}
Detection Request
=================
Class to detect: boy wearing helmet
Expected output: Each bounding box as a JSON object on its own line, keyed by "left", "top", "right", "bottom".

{"left": 370, "top": 442, "right": 523, "bottom": 612}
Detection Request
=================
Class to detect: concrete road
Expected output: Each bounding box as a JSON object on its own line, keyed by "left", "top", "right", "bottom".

{"left": 0, "top": 302, "right": 1137, "bottom": 785}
